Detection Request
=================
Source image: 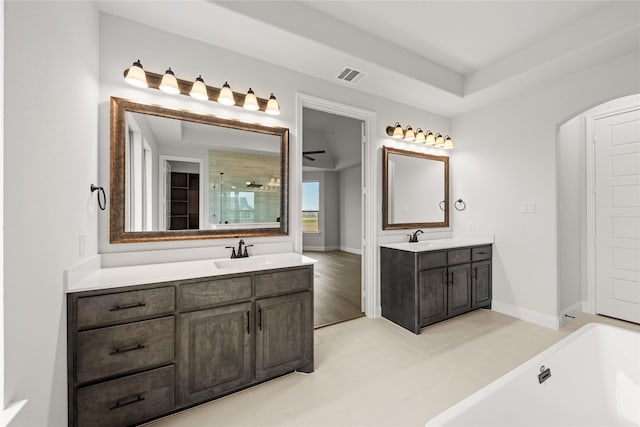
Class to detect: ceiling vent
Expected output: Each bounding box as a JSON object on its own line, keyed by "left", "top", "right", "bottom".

{"left": 336, "top": 67, "right": 366, "bottom": 84}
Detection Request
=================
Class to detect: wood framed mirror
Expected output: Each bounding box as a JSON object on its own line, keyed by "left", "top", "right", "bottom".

{"left": 110, "top": 97, "right": 289, "bottom": 243}
{"left": 382, "top": 146, "right": 449, "bottom": 230}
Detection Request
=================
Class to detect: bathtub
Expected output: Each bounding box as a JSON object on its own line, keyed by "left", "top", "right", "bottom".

{"left": 426, "top": 323, "right": 640, "bottom": 426}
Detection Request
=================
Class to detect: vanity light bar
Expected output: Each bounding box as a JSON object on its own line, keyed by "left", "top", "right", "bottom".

{"left": 123, "top": 61, "right": 280, "bottom": 115}
{"left": 385, "top": 123, "right": 454, "bottom": 149}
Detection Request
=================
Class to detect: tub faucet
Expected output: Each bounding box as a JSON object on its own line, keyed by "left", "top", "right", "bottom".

{"left": 408, "top": 229, "right": 423, "bottom": 243}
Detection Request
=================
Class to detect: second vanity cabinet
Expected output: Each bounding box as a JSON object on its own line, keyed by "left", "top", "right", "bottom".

{"left": 381, "top": 244, "right": 492, "bottom": 334}
{"left": 68, "top": 265, "right": 313, "bottom": 427}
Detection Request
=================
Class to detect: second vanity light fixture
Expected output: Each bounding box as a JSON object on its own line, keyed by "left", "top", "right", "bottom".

{"left": 386, "top": 122, "right": 454, "bottom": 149}
{"left": 123, "top": 60, "right": 280, "bottom": 115}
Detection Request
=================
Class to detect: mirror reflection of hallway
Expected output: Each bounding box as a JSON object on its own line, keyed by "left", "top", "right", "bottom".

{"left": 302, "top": 107, "right": 365, "bottom": 327}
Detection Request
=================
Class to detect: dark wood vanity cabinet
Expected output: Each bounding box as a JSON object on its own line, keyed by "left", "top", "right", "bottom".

{"left": 68, "top": 265, "right": 314, "bottom": 427}
{"left": 381, "top": 245, "right": 492, "bottom": 334}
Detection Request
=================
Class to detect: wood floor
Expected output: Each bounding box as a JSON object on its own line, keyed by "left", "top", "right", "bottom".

{"left": 304, "top": 250, "right": 364, "bottom": 328}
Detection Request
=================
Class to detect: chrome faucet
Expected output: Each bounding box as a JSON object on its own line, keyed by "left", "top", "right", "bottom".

{"left": 408, "top": 229, "right": 423, "bottom": 243}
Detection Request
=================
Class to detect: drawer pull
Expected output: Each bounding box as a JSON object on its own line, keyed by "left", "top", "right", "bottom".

{"left": 475, "top": 252, "right": 488, "bottom": 255}
{"left": 109, "top": 394, "right": 145, "bottom": 410}
{"left": 109, "top": 343, "right": 145, "bottom": 355}
{"left": 246, "top": 310, "right": 250, "bottom": 335}
{"left": 109, "top": 302, "right": 146, "bottom": 312}
{"left": 258, "top": 307, "right": 263, "bottom": 331}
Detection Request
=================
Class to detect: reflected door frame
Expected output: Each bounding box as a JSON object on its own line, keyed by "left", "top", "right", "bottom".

{"left": 158, "top": 155, "right": 205, "bottom": 231}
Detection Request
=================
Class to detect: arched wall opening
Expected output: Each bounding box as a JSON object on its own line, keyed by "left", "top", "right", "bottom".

{"left": 557, "top": 94, "right": 640, "bottom": 319}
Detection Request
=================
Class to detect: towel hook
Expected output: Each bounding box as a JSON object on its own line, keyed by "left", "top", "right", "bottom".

{"left": 454, "top": 199, "right": 466, "bottom": 211}
{"left": 91, "top": 184, "right": 106, "bottom": 211}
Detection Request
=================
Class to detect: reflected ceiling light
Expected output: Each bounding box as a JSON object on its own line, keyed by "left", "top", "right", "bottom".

{"left": 189, "top": 75, "right": 208, "bottom": 100}
{"left": 159, "top": 67, "right": 180, "bottom": 94}
{"left": 442, "top": 135, "right": 454, "bottom": 149}
{"left": 414, "top": 128, "right": 426, "bottom": 143}
{"left": 425, "top": 130, "right": 436, "bottom": 145}
{"left": 434, "top": 133, "right": 445, "bottom": 147}
{"left": 243, "top": 88, "right": 259, "bottom": 111}
{"left": 124, "top": 59, "right": 148, "bottom": 88}
{"left": 403, "top": 125, "right": 416, "bottom": 142}
{"left": 265, "top": 93, "right": 280, "bottom": 115}
{"left": 218, "top": 81, "right": 235, "bottom": 105}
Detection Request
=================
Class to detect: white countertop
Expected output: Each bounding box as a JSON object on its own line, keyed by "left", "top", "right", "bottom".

{"left": 66, "top": 252, "right": 317, "bottom": 293}
{"left": 380, "top": 237, "right": 494, "bottom": 253}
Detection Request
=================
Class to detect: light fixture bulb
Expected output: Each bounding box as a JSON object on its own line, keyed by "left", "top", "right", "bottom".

{"left": 189, "top": 75, "right": 208, "bottom": 100}
{"left": 391, "top": 122, "right": 404, "bottom": 139}
{"left": 424, "top": 130, "right": 436, "bottom": 145}
{"left": 159, "top": 67, "right": 180, "bottom": 94}
{"left": 414, "top": 128, "right": 425, "bottom": 143}
{"left": 442, "top": 135, "right": 454, "bottom": 149}
{"left": 434, "top": 133, "right": 445, "bottom": 147}
{"left": 243, "top": 88, "right": 259, "bottom": 111}
{"left": 265, "top": 93, "right": 280, "bottom": 115}
{"left": 403, "top": 125, "right": 416, "bottom": 142}
{"left": 124, "top": 59, "right": 148, "bottom": 88}
{"left": 218, "top": 81, "right": 235, "bottom": 105}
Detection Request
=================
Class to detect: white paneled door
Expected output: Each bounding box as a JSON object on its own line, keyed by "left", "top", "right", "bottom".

{"left": 595, "top": 108, "right": 640, "bottom": 323}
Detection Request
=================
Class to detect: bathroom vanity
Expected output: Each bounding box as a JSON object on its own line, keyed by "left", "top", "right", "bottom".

{"left": 380, "top": 240, "right": 492, "bottom": 334}
{"left": 66, "top": 253, "right": 315, "bottom": 427}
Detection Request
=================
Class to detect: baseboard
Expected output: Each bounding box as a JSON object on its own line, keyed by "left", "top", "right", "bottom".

{"left": 492, "top": 299, "right": 560, "bottom": 330}
{"left": 558, "top": 301, "right": 585, "bottom": 327}
{"left": 340, "top": 246, "right": 362, "bottom": 255}
{"left": 303, "top": 245, "right": 342, "bottom": 252}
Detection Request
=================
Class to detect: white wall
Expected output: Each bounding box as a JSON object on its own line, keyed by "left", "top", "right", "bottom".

{"left": 98, "top": 13, "right": 450, "bottom": 256}
{"left": 557, "top": 115, "right": 586, "bottom": 314}
{"left": 339, "top": 165, "right": 362, "bottom": 254}
{"left": 452, "top": 51, "right": 640, "bottom": 328}
{"left": 0, "top": 0, "right": 5, "bottom": 411}
{"left": 4, "top": 2, "right": 99, "bottom": 426}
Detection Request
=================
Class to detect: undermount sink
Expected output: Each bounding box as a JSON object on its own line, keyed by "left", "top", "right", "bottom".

{"left": 214, "top": 256, "right": 273, "bottom": 270}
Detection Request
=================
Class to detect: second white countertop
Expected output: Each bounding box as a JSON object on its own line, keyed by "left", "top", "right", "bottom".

{"left": 380, "top": 237, "right": 494, "bottom": 253}
{"left": 66, "top": 252, "right": 317, "bottom": 294}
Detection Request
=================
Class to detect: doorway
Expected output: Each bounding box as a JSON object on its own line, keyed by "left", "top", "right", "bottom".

{"left": 557, "top": 94, "right": 640, "bottom": 324}
{"left": 301, "top": 107, "right": 365, "bottom": 327}
{"left": 159, "top": 156, "right": 204, "bottom": 231}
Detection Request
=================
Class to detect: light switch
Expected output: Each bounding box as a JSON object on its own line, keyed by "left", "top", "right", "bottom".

{"left": 521, "top": 201, "right": 536, "bottom": 214}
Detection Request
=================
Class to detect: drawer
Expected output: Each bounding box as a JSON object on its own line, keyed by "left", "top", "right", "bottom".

{"left": 447, "top": 248, "right": 471, "bottom": 265}
{"left": 418, "top": 251, "right": 447, "bottom": 270}
{"left": 76, "top": 365, "right": 174, "bottom": 427}
{"left": 179, "top": 276, "right": 252, "bottom": 310}
{"left": 255, "top": 267, "right": 312, "bottom": 297}
{"left": 76, "top": 316, "right": 174, "bottom": 384}
{"left": 76, "top": 287, "right": 175, "bottom": 329}
{"left": 472, "top": 246, "right": 492, "bottom": 261}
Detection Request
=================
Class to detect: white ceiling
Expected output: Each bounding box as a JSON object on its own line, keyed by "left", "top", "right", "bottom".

{"left": 97, "top": 0, "right": 640, "bottom": 116}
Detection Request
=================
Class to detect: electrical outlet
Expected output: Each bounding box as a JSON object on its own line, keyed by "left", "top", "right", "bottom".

{"left": 521, "top": 201, "right": 536, "bottom": 214}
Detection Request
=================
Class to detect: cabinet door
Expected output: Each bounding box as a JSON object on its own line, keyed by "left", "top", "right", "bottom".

{"left": 255, "top": 292, "right": 313, "bottom": 380}
{"left": 472, "top": 260, "right": 492, "bottom": 308}
{"left": 448, "top": 264, "right": 472, "bottom": 317}
{"left": 419, "top": 267, "right": 448, "bottom": 326}
{"left": 177, "top": 302, "right": 252, "bottom": 405}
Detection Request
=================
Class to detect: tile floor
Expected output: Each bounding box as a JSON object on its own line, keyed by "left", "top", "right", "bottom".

{"left": 146, "top": 310, "right": 640, "bottom": 427}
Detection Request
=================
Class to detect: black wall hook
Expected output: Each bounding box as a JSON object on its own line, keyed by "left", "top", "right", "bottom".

{"left": 91, "top": 184, "right": 107, "bottom": 211}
